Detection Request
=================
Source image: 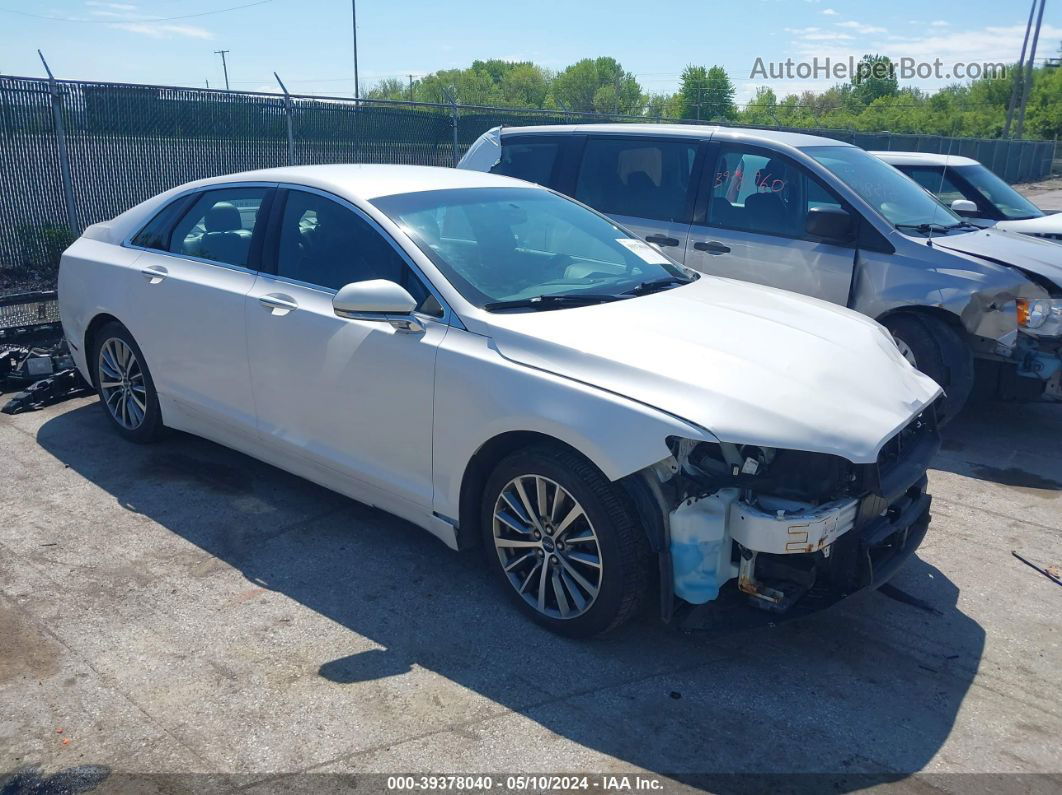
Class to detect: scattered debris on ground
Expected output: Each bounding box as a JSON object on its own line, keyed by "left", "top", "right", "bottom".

{"left": 1, "top": 338, "right": 92, "bottom": 415}
{"left": 1011, "top": 551, "right": 1062, "bottom": 587}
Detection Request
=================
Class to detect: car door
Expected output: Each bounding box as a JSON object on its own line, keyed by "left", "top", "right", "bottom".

{"left": 684, "top": 143, "right": 856, "bottom": 305}
{"left": 244, "top": 186, "right": 448, "bottom": 511}
{"left": 125, "top": 184, "right": 273, "bottom": 436}
{"left": 571, "top": 136, "right": 700, "bottom": 257}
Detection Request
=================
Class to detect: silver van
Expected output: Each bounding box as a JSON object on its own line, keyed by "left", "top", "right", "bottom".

{"left": 459, "top": 124, "right": 1062, "bottom": 416}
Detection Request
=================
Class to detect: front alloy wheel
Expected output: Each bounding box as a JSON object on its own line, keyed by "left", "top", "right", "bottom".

{"left": 492, "top": 474, "right": 603, "bottom": 620}
{"left": 481, "top": 445, "right": 651, "bottom": 637}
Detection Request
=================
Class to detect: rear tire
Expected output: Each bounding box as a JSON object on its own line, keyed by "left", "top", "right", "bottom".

{"left": 480, "top": 444, "right": 651, "bottom": 638}
{"left": 883, "top": 313, "right": 973, "bottom": 423}
{"left": 91, "top": 322, "right": 165, "bottom": 443}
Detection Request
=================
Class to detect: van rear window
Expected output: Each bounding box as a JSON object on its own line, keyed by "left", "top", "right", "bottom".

{"left": 491, "top": 141, "right": 559, "bottom": 186}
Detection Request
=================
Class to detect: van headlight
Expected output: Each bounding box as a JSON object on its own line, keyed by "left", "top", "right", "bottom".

{"left": 1017, "top": 298, "right": 1062, "bottom": 336}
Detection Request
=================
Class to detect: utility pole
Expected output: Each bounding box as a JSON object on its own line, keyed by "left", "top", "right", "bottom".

{"left": 409, "top": 74, "right": 414, "bottom": 102}
{"left": 351, "top": 0, "right": 360, "bottom": 99}
{"left": 1015, "top": 0, "right": 1047, "bottom": 140}
{"left": 1003, "top": 0, "right": 1037, "bottom": 137}
{"left": 205, "top": 78, "right": 210, "bottom": 89}
{"left": 214, "top": 50, "right": 230, "bottom": 91}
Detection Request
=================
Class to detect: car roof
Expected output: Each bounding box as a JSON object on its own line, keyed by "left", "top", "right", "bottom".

{"left": 495, "top": 123, "right": 851, "bottom": 149}
{"left": 182, "top": 164, "right": 543, "bottom": 201}
{"left": 871, "top": 151, "right": 981, "bottom": 168}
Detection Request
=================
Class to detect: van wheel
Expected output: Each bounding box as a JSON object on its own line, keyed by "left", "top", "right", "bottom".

{"left": 481, "top": 444, "right": 651, "bottom": 638}
{"left": 91, "top": 322, "right": 164, "bottom": 443}
{"left": 884, "top": 314, "right": 973, "bottom": 423}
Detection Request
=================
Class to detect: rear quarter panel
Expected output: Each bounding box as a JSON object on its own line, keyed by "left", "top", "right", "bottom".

{"left": 58, "top": 238, "right": 144, "bottom": 382}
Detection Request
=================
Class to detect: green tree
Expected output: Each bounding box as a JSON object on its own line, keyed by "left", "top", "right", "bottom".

{"left": 679, "top": 65, "right": 736, "bottom": 120}
{"left": 852, "top": 54, "right": 899, "bottom": 107}
{"left": 551, "top": 57, "right": 643, "bottom": 114}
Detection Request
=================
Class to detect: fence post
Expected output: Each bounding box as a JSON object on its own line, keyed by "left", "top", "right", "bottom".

{"left": 38, "top": 51, "right": 78, "bottom": 235}
{"left": 444, "top": 86, "right": 458, "bottom": 167}
{"left": 274, "top": 72, "right": 296, "bottom": 166}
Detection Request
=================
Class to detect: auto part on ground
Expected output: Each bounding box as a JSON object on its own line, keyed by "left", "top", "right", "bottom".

{"left": 1, "top": 338, "right": 92, "bottom": 415}
{"left": 634, "top": 402, "right": 941, "bottom": 630}
{"left": 0, "top": 289, "right": 63, "bottom": 345}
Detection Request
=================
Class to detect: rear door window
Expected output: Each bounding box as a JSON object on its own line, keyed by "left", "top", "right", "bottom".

{"left": 574, "top": 137, "right": 697, "bottom": 223}
{"left": 169, "top": 187, "right": 270, "bottom": 268}
{"left": 491, "top": 141, "right": 560, "bottom": 186}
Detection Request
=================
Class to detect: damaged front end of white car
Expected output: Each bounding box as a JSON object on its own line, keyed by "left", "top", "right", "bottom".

{"left": 621, "top": 403, "right": 940, "bottom": 631}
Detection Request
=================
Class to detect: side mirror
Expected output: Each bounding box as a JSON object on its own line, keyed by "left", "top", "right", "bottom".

{"left": 951, "top": 198, "right": 979, "bottom": 215}
{"left": 333, "top": 279, "right": 423, "bottom": 333}
{"left": 806, "top": 207, "right": 855, "bottom": 242}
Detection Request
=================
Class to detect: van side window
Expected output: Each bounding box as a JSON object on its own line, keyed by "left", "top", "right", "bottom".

{"left": 491, "top": 141, "right": 560, "bottom": 185}
{"left": 706, "top": 146, "right": 847, "bottom": 240}
{"left": 574, "top": 138, "right": 697, "bottom": 223}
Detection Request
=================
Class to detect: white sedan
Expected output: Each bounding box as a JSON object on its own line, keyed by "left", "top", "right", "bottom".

{"left": 59, "top": 165, "right": 941, "bottom": 637}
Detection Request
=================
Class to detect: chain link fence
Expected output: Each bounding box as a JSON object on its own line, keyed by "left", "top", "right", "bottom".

{"left": 1, "top": 74, "right": 1057, "bottom": 299}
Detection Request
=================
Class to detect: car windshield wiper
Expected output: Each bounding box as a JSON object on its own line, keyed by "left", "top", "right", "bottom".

{"left": 620, "top": 275, "right": 694, "bottom": 296}
{"left": 483, "top": 293, "right": 625, "bottom": 312}
{"left": 895, "top": 222, "right": 954, "bottom": 235}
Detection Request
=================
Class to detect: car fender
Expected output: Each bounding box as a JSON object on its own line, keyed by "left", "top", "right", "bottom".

{"left": 431, "top": 328, "right": 716, "bottom": 524}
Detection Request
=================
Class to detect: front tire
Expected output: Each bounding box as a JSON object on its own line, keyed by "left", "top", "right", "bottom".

{"left": 884, "top": 313, "right": 973, "bottom": 423}
{"left": 480, "top": 444, "right": 651, "bottom": 638}
{"left": 91, "top": 322, "right": 164, "bottom": 443}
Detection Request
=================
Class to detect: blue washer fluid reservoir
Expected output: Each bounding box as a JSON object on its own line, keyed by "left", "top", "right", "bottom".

{"left": 669, "top": 488, "right": 740, "bottom": 604}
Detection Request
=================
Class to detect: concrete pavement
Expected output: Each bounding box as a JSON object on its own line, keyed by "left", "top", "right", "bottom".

{"left": 1, "top": 396, "right": 1060, "bottom": 793}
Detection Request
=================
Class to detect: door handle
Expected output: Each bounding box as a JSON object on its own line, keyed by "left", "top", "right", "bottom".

{"left": 140, "top": 265, "right": 168, "bottom": 284}
{"left": 694, "top": 241, "right": 731, "bottom": 255}
{"left": 258, "top": 293, "right": 299, "bottom": 315}
{"left": 645, "top": 234, "right": 680, "bottom": 247}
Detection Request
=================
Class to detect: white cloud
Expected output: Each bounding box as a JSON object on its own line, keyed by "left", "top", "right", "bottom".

{"left": 108, "top": 22, "right": 213, "bottom": 39}
{"left": 930, "top": 20, "right": 950, "bottom": 27}
{"left": 821, "top": 8, "right": 838, "bottom": 15}
{"left": 836, "top": 20, "right": 887, "bottom": 34}
{"left": 86, "top": 1, "right": 138, "bottom": 9}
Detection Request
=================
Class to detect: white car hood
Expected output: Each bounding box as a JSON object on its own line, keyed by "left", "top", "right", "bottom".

{"left": 995, "top": 213, "right": 1062, "bottom": 239}
{"left": 481, "top": 277, "right": 941, "bottom": 464}
{"left": 929, "top": 227, "right": 1062, "bottom": 289}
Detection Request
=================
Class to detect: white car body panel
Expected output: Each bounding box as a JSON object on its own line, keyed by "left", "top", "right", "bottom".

{"left": 472, "top": 275, "right": 940, "bottom": 464}
{"left": 59, "top": 164, "right": 939, "bottom": 565}
{"left": 996, "top": 214, "right": 1062, "bottom": 237}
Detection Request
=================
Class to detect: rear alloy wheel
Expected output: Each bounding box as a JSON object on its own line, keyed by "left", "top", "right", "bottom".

{"left": 92, "top": 322, "right": 164, "bottom": 443}
{"left": 481, "top": 445, "right": 650, "bottom": 637}
{"left": 884, "top": 313, "right": 974, "bottom": 423}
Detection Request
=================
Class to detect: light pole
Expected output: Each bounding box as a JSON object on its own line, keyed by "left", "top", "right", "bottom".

{"left": 214, "top": 49, "right": 230, "bottom": 91}
{"left": 351, "top": 1, "right": 360, "bottom": 99}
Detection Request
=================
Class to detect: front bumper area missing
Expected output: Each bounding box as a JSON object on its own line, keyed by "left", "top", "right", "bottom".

{"left": 676, "top": 477, "right": 932, "bottom": 632}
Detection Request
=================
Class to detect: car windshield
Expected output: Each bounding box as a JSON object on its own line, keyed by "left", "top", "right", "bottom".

{"left": 957, "top": 164, "right": 1043, "bottom": 220}
{"left": 371, "top": 187, "right": 692, "bottom": 309}
{"left": 804, "top": 145, "right": 961, "bottom": 231}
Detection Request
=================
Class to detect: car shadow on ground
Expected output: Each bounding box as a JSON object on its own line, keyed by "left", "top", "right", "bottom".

{"left": 32, "top": 403, "right": 986, "bottom": 791}
{"left": 936, "top": 400, "right": 1062, "bottom": 492}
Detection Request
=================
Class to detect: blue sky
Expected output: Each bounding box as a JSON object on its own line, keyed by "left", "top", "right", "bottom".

{"left": 1, "top": 0, "right": 1059, "bottom": 103}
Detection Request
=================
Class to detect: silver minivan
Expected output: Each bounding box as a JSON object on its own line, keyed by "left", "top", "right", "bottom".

{"left": 459, "top": 124, "right": 1062, "bottom": 417}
